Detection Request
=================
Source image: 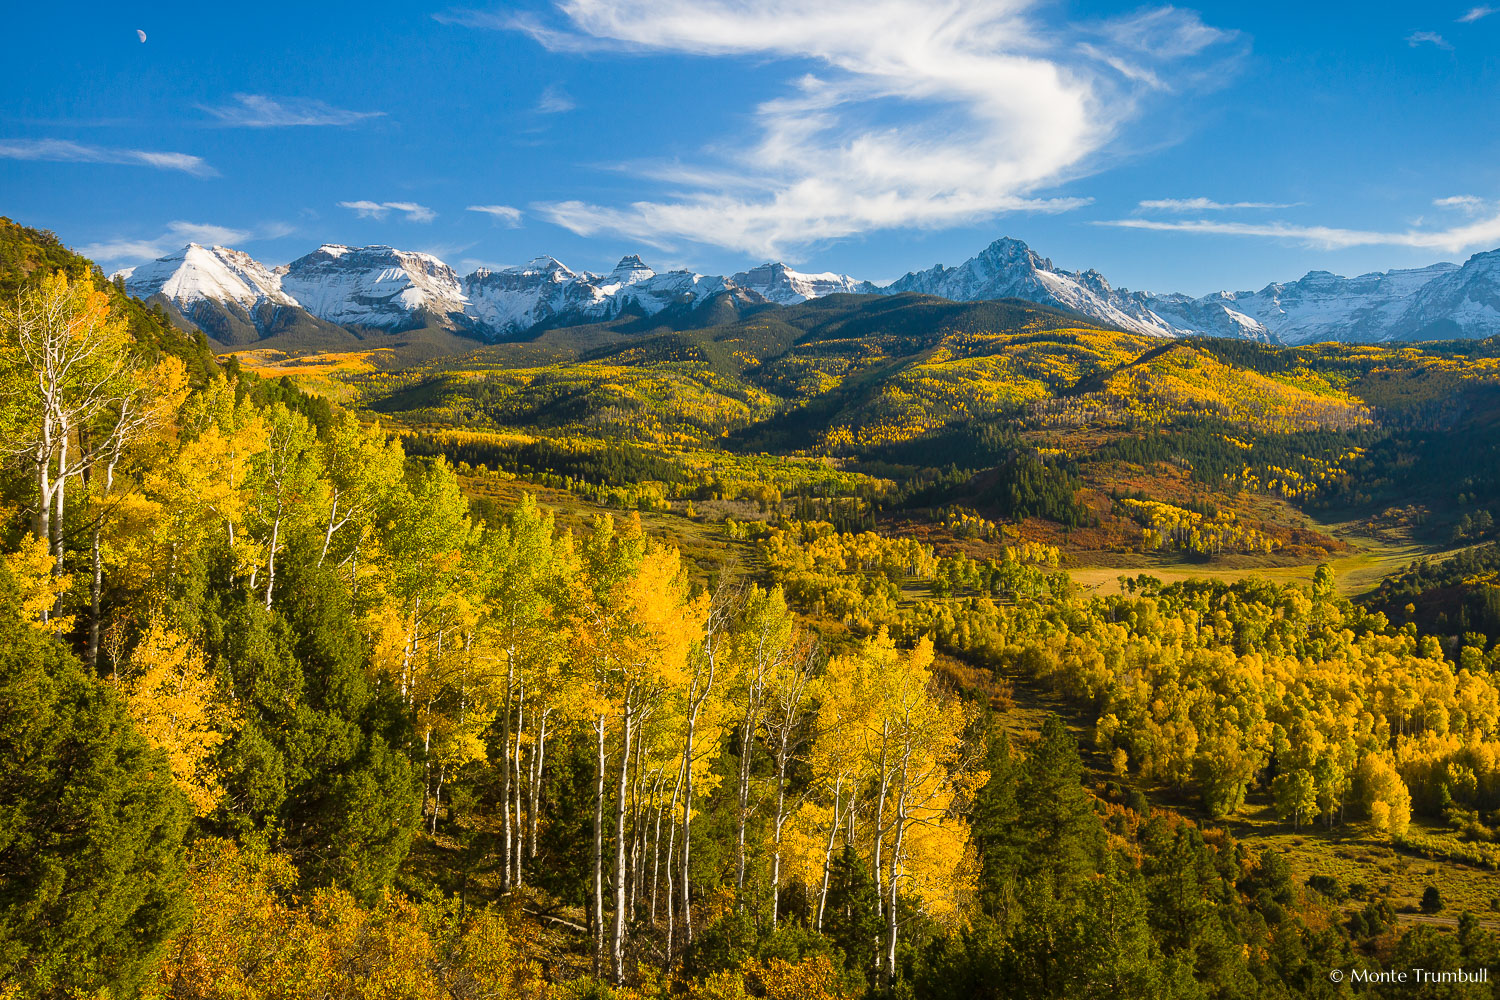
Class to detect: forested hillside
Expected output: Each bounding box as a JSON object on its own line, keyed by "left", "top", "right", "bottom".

{"left": 7, "top": 220, "right": 1500, "bottom": 999}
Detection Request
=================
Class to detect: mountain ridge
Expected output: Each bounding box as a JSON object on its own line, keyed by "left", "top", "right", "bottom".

{"left": 113, "top": 236, "right": 1500, "bottom": 348}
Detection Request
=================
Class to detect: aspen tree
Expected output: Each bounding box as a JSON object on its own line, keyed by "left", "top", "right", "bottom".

{"left": 1, "top": 274, "right": 153, "bottom": 604}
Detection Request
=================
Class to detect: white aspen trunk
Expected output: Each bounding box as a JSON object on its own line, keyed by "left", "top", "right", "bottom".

{"left": 665, "top": 752, "right": 684, "bottom": 958}
{"left": 512, "top": 679, "right": 526, "bottom": 887}
{"left": 611, "top": 693, "right": 634, "bottom": 984}
{"left": 735, "top": 706, "right": 755, "bottom": 896}
{"left": 664, "top": 819, "right": 677, "bottom": 957}
{"left": 33, "top": 419, "right": 53, "bottom": 549}
{"left": 593, "top": 715, "right": 607, "bottom": 978}
{"left": 884, "top": 811, "right": 906, "bottom": 988}
{"left": 649, "top": 774, "right": 666, "bottom": 925}
{"left": 499, "top": 645, "right": 516, "bottom": 892}
{"left": 882, "top": 742, "right": 914, "bottom": 989}
{"left": 770, "top": 750, "right": 789, "bottom": 928}
{"left": 88, "top": 526, "right": 103, "bottom": 666}
{"left": 628, "top": 734, "right": 646, "bottom": 918}
{"left": 400, "top": 597, "right": 420, "bottom": 704}
{"left": 871, "top": 722, "right": 892, "bottom": 919}
{"left": 529, "top": 709, "right": 549, "bottom": 859}
{"left": 263, "top": 497, "right": 284, "bottom": 608}
{"left": 51, "top": 429, "right": 67, "bottom": 570}
{"left": 317, "top": 492, "right": 345, "bottom": 566}
{"left": 816, "top": 775, "right": 845, "bottom": 930}
{"left": 431, "top": 762, "right": 446, "bottom": 835}
{"left": 680, "top": 709, "right": 698, "bottom": 940}
{"left": 676, "top": 616, "right": 723, "bottom": 943}
{"left": 30, "top": 426, "right": 55, "bottom": 623}
{"left": 422, "top": 712, "right": 436, "bottom": 820}
{"left": 85, "top": 432, "right": 121, "bottom": 669}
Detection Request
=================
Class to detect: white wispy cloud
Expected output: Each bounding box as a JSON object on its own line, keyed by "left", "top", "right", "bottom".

{"left": 537, "top": 85, "right": 576, "bottom": 113}
{"left": 1458, "top": 6, "right": 1496, "bottom": 23}
{"left": 200, "top": 94, "right": 385, "bottom": 127}
{"left": 460, "top": 257, "right": 514, "bottom": 272}
{"left": 1098, "top": 214, "right": 1500, "bottom": 253}
{"left": 467, "top": 204, "right": 524, "bottom": 226}
{"left": 1077, "top": 6, "right": 1233, "bottom": 91}
{"left": 442, "top": 1, "right": 1239, "bottom": 258}
{"left": 0, "top": 138, "right": 214, "bottom": 176}
{"left": 1138, "top": 197, "right": 1293, "bottom": 212}
{"left": 338, "top": 200, "right": 437, "bottom": 223}
{"left": 1407, "top": 31, "right": 1453, "bottom": 49}
{"left": 1434, "top": 195, "right": 1489, "bottom": 213}
{"left": 82, "top": 221, "right": 255, "bottom": 264}
{"left": 414, "top": 241, "right": 477, "bottom": 261}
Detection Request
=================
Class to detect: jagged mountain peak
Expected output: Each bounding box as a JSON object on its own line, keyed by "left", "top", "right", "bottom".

{"left": 116, "top": 242, "right": 294, "bottom": 310}
{"left": 518, "top": 254, "right": 574, "bottom": 274}
{"left": 608, "top": 255, "right": 656, "bottom": 284}
{"left": 277, "top": 242, "right": 468, "bottom": 331}
{"left": 111, "top": 234, "right": 1500, "bottom": 348}
{"left": 976, "top": 235, "right": 1047, "bottom": 263}
{"left": 729, "top": 261, "right": 873, "bottom": 305}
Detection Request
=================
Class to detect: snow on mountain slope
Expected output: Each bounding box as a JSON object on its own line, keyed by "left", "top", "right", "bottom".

{"left": 729, "top": 262, "right": 877, "bottom": 304}
{"left": 111, "top": 237, "right": 1500, "bottom": 347}
{"left": 1387, "top": 250, "right": 1500, "bottom": 341}
{"left": 278, "top": 245, "right": 470, "bottom": 330}
{"left": 601, "top": 259, "right": 734, "bottom": 314}
{"left": 882, "top": 238, "right": 1186, "bottom": 338}
{"left": 1128, "top": 290, "right": 1271, "bottom": 340}
{"left": 463, "top": 256, "right": 868, "bottom": 331}
{"left": 117, "top": 243, "right": 295, "bottom": 309}
{"left": 463, "top": 256, "right": 585, "bottom": 332}
{"left": 877, "top": 236, "right": 1500, "bottom": 344}
{"left": 463, "top": 255, "right": 736, "bottom": 332}
{"left": 111, "top": 243, "right": 328, "bottom": 346}
{"left": 1205, "top": 264, "right": 1460, "bottom": 344}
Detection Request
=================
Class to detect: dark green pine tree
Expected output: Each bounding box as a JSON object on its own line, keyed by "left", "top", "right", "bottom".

{"left": 0, "top": 567, "right": 190, "bottom": 999}
{"left": 1012, "top": 715, "right": 1106, "bottom": 893}
{"left": 204, "top": 555, "right": 416, "bottom": 903}
{"left": 1068, "top": 854, "right": 1190, "bottom": 1000}
{"left": 971, "top": 727, "right": 1020, "bottom": 921}
{"left": 275, "top": 555, "right": 417, "bottom": 901}
{"left": 1139, "top": 815, "right": 1244, "bottom": 986}
{"left": 1000, "top": 715, "right": 1109, "bottom": 999}
{"left": 823, "top": 844, "right": 882, "bottom": 986}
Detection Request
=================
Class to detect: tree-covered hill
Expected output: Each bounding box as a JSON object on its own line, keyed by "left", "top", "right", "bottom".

{"left": 9, "top": 226, "right": 1500, "bottom": 999}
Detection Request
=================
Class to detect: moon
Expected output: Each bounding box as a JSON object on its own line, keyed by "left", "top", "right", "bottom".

{"left": 137, "top": 29, "right": 147, "bottom": 43}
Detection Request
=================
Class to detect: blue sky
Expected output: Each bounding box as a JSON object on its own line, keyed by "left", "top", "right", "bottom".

{"left": 3, "top": 1, "right": 1497, "bottom": 295}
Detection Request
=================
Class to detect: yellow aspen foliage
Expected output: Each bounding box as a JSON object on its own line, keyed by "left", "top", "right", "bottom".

{"left": 149, "top": 838, "right": 541, "bottom": 1000}
{"left": 681, "top": 956, "right": 858, "bottom": 1000}
{"left": 1354, "top": 751, "right": 1412, "bottom": 838}
{"left": 1, "top": 534, "right": 71, "bottom": 631}
{"left": 754, "top": 956, "right": 861, "bottom": 1000}
{"left": 152, "top": 382, "right": 270, "bottom": 580}
{"left": 117, "top": 614, "right": 234, "bottom": 815}
{"left": 623, "top": 543, "right": 707, "bottom": 688}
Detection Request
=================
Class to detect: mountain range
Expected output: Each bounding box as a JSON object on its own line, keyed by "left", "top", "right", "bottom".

{"left": 113, "top": 236, "right": 1500, "bottom": 348}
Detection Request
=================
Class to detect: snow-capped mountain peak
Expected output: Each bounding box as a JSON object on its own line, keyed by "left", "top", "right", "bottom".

{"left": 608, "top": 255, "right": 656, "bottom": 285}
{"left": 278, "top": 244, "right": 469, "bottom": 330}
{"left": 112, "top": 235, "right": 1500, "bottom": 347}
{"left": 728, "top": 262, "right": 875, "bottom": 304}
{"left": 117, "top": 243, "right": 295, "bottom": 309}
{"left": 518, "top": 255, "right": 575, "bottom": 278}
{"left": 883, "top": 236, "right": 1183, "bottom": 338}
